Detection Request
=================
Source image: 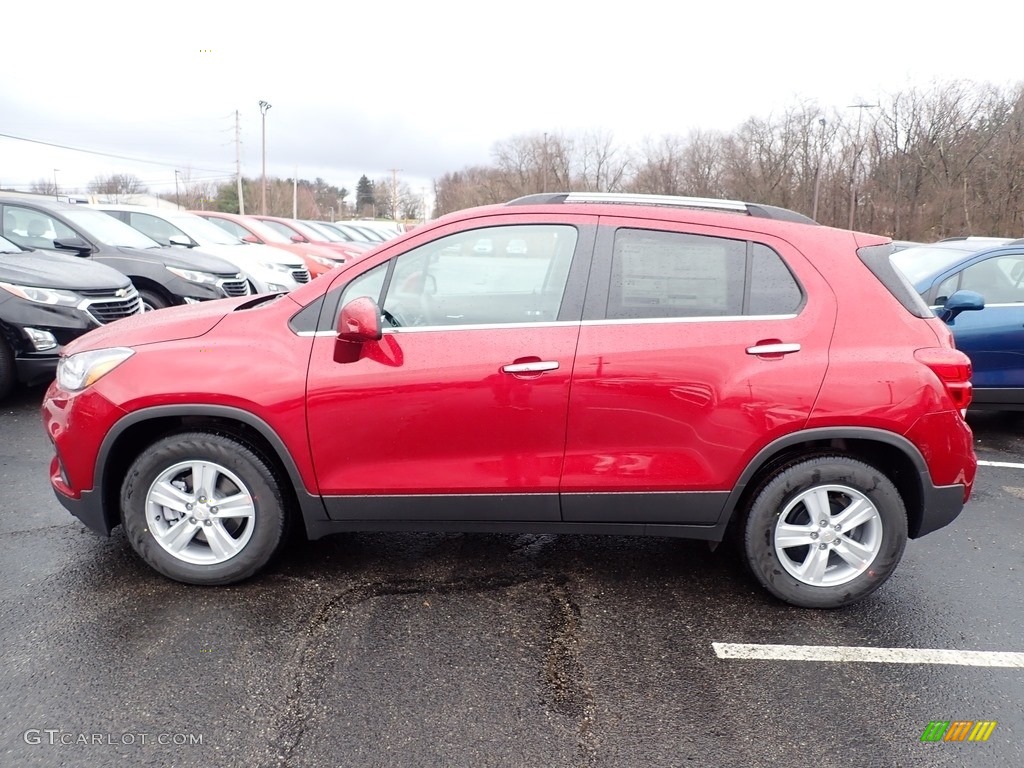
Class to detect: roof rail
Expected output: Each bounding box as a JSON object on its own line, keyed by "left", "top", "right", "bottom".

{"left": 505, "top": 192, "right": 817, "bottom": 224}
{"left": 937, "top": 236, "right": 1012, "bottom": 243}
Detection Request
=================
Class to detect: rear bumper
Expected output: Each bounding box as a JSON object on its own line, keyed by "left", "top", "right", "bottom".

{"left": 913, "top": 481, "right": 967, "bottom": 538}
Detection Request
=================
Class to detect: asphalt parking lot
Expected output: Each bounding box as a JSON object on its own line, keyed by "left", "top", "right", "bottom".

{"left": 1, "top": 384, "right": 1021, "bottom": 768}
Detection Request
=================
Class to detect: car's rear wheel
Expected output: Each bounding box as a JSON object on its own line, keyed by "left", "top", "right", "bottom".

{"left": 742, "top": 456, "right": 908, "bottom": 608}
{"left": 0, "top": 338, "right": 15, "bottom": 401}
{"left": 120, "top": 432, "right": 288, "bottom": 585}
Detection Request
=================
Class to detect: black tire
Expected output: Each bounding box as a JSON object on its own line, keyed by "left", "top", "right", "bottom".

{"left": 120, "top": 432, "right": 289, "bottom": 585}
{"left": 741, "top": 456, "right": 908, "bottom": 609}
{"left": 138, "top": 288, "right": 170, "bottom": 312}
{"left": 0, "top": 338, "right": 15, "bottom": 401}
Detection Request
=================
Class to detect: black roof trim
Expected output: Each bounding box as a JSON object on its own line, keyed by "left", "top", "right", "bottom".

{"left": 506, "top": 194, "right": 570, "bottom": 205}
{"left": 505, "top": 192, "right": 817, "bottom": 224}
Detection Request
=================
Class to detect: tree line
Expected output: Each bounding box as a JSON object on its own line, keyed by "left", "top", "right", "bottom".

{"left": 25, "top": 172, "right": 421, "bottom": 222}
{"left": 433, "top": 80, "right": 1024, "bottom": 241}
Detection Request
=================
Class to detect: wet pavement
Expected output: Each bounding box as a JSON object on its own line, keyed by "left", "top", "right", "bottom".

{"left": 1, "top": 384, "right": 1021, "bottom": 767}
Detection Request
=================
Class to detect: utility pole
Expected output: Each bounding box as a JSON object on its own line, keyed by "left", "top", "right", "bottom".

{"left": 388, "top": 168, "right": 402, "bottom": 226}
{"left": 259, "top": 100, "right": 272, "bottom": 215}
{"left": 174, "top": 169, "right": 180, "bottom": 208}
{"left": 52, "top": 169, "right": 59, "bottom": 201}
{"left": 811, "top": 118, "right": 826, "bottom": 221}
{"left": 847, "top": 103, "right": 877, "bottom": 231}
{"left": 542, "top": 132, "right": 548, "bottom": 193}
{"left": 292, "top": 166, "right": 298, "bottom": 219}
{"left": 235, "top": 110, "right": 245, "bottom": 215}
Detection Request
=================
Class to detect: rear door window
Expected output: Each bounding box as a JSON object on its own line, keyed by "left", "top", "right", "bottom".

{"left": 602, "top": 228, "right": 803, "bottom": 320}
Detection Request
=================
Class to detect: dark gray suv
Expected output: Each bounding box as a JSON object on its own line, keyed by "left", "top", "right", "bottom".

{"left": 1, "top": 197, "right": 249, "bottom": 310}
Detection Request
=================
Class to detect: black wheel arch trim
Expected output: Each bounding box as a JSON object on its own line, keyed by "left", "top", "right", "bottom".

{"left": 719, "top": 426, "right": 943, "bottom": 534}
{"left": 94, "top": 404, "right": 327, "bottom": 532}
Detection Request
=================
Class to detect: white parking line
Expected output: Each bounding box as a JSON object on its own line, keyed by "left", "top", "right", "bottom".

{"left": 977, "top": 460, "right": 1024, "bottom": 469}
{"left": 712, "top": 643, "right": 1024, "bottom": 667}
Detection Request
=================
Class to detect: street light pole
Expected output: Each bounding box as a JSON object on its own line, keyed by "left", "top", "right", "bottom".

{"left": 259, "top": 100, "right": 272, "bottom": 215}
{"left": 542, "top": 132, "right": 548, "bottom": 194}
{"left": 847, "top": 103, "right": 878, "bottom": 231}
{"left": 811, "top": 118, "right": 826, "bottom": 221}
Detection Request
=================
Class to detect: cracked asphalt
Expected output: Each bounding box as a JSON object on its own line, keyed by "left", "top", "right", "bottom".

{"left": 1, "top": 385, "right": 1021, "bottom": 767}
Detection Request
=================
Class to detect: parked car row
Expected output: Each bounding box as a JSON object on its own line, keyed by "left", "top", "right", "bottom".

{"left": 0, "top": 195, "right": 396, "bottom": 400}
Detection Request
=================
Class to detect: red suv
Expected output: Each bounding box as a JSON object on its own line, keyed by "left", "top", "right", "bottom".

{"left": 41, "top": 193, "right": 977, "bottom": 608}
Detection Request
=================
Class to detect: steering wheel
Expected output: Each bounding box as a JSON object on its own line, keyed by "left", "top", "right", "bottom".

{"left": 382, "top": 298, "right": 430, "bottom": 328}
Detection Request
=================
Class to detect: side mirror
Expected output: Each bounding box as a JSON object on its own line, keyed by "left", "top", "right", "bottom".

{"left": 336, "top": 296, "right": 382, "bottom": 344}
{"left": 168, "top": 236, "right": 195, "bottom": 248}
{"left": 334, "top": 297, "right": 382, "bottom": 364}
{"left": 290, "top": 234, "right": 306, "bottom": 244}
{"left": 242, "top": 234, "right": 259, "bottom": 244}
{"left": 52, "top": 237, "right": 91, "bottom": 255}
{"left": 938, "top": 289, "right": 984, "bottom": 323}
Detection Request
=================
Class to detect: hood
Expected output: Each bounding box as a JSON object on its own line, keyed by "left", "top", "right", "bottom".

{"left": 153, "top": 246, "right": 241, "bottom": 276}
{"left": 188, "top": 242, "right": 305, "bottom": 268}
{"left": 0, "top": 248, "right": 131, "bottom": 290}
{"left": 111, "top": 246, "right": 241, "bottom": 275}
{"left": 64, "top": 294, "right": 258, "bottom": 354}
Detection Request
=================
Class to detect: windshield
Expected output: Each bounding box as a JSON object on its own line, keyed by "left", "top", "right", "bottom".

{"left": 334, "top": 223, "right": 373, "bottom": 242}
{"left": 168, "top": 214, "right": 244, "bottom": 246}
{"left": 303, "top": 221, "right": 343, "bottom": 242}
{"left": 243, "top": 218, "right": 291, "bottom": 244}
{"left": 284, "top": 220, "right": 327, "bottom": 241}
{"left": 891, "top": 245, "right": 977, "bottom": 287}
{"left": 65, "top": 209, "right": 161, "bottom": 248}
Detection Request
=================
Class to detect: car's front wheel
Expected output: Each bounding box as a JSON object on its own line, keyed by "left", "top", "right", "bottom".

{"left": 120, "top": 432, "right": 289, "bottom": 585}
{"left": 138, "top": 288, "right": 169, "bottom": 312}
{"left": 742, "top": 456, "right": 908, "bottom": 608}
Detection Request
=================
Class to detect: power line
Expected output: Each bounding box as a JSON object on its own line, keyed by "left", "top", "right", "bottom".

{"left": 0, "top": 131, "right": 231, "bottom": 174}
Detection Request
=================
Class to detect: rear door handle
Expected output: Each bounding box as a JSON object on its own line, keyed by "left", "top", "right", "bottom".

{"left": 502, "top": 361, "right": 559, "bottom": 373}
{"left": 746, "top": 343, "right": 801, "bottom": 356}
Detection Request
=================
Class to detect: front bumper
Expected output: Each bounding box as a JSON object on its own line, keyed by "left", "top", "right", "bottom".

{"left": 15, "top": 351, "right": 59, "bottom": 386}
{"left": 50, "top": 478, "right": 111, "bottom": 536}
{"left": 42, "top": 381, "right": 127, "bottom": 536}
{"left": 2, "top": 297, "right": 102, "bottom": 385}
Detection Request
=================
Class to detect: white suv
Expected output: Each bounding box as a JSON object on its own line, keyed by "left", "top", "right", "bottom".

{"left": 91, "top": 205, "right": 310, "bottom": 293}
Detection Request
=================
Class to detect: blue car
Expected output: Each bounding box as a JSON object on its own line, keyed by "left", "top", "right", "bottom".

{"left": 893, "top": 237, "right": 1024, "bottom": 410}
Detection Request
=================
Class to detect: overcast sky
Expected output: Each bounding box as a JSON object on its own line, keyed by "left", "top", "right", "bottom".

{"left": 1, "top": 0, "right": 1017, "bottom": 204}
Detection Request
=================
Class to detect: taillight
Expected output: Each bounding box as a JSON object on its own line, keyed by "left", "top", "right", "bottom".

{"left": 915, "top": 347, "right": 973, "bottom": 410}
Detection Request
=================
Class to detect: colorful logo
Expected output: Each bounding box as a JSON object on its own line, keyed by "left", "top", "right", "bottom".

{"left": 921, "top": 721, "right": 997, "bottom": 742}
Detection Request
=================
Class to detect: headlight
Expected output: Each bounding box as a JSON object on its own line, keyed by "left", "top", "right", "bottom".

{"left": 256, "top": 261, "right": 294, "bottom": 274}
{"left": 57, "top": 347, "right": 134, "bottom": 391}
{"left": 0, "top": 282, "right": 80, "bottom": 306}
{"left": 309, "top": 255, "right": 338, "bottom": 267}
{"left": 166, "top": 267, "right": 219, "bottom": 285}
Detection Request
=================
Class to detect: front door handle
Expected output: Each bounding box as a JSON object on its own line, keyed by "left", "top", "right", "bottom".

{"left": 746, "top": 342, "right": 801, "bottom": 356}
{"left": 502, "top": 360, "right": 559, "bottom": 374}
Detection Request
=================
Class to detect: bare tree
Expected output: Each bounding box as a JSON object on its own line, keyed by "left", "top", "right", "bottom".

{"left": 87, "top": 173, "right": 148, "bottom": 202}
{"left": 29, "top": 178, "right": 58, "bottom": 196}
{"left": 629, "top": 135, "right": 688, "bottom": 194}
{"left": 429, "top": 80, "right": 1024, "bottom": 240}
{"left": 574, "top": 130, "right": 631, "bottom": 192}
